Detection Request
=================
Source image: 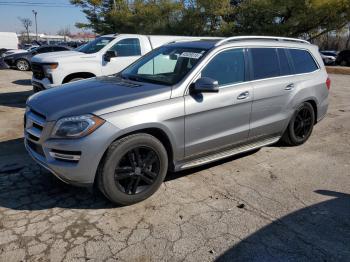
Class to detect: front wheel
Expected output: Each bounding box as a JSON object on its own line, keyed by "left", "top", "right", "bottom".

{"left": 16, "top": 59, "right": 30, "bottom": 71}
{"left": 98, "top": 133, "right": 168, "bottom": 205}
{"left": 281, "top": 102, "right": 315, "bottom": 146}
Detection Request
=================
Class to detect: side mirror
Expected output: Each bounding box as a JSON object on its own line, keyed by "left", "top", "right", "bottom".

{"left": 192, "top": 77, "right": 219, "bottom": 93}
{"left": 104, "top": 50, "right": 117, "bottom": 62}
{"left": 31, "top": 51, "right": 37, "bottom": 56}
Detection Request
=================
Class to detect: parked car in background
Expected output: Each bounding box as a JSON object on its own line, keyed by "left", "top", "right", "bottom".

{"left": 320, "top": 50, "right": 337, "bottom": 65}
{"left": 25, "top": 36, "right": 329, "bottom": 205}
{"left": 335, "top": 50, "right": 350, "bottom": 66}
{"left": 3, "top": 45, "right": 70, "bottom": 71}
{"left": 0, "top": 32, "right": 19, "bottom": 55}
{"left": 1, "top": 46, "right": 39, "bottom": 58}
{"left": 30, "top": 34, "right": 221, "bottom": 92}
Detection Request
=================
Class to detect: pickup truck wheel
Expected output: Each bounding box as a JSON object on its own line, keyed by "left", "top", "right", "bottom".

{"left": 98, "top": 133, "right": 168, "bottom": 205}
{"left": 16, "top": 59, "right": 30, "bottom": 71}
{"left": 282, "top": 102, "right": 315, "bottom": 146}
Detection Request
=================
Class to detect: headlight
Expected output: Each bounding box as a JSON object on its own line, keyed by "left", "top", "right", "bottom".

{"left": 43, "top": 63, "right": 58, "bottom": 70}
{"left": 51, "top": 114, "right": 105, "bottom": 138}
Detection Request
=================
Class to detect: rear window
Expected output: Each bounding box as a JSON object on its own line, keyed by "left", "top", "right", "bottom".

{"left": 250, "top": 48, "right": 280, "bottom": 80}
{"left": 288, "top": 49, "right": 318, "bottom": 74}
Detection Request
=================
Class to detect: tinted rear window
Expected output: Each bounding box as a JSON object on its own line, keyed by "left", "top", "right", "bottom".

{"left": 251, "top": 48, "right": 280, "bottom": 80}
{"left": 289, "top": 49, "right": 318, "bottom": 74}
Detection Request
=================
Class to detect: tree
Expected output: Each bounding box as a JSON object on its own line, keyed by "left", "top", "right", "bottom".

{"left": 18, "top": 17, "right": 32, "bottom": 43}
{"left": 223, "top": 0, "right": 350, "bottom": 40}
{"left": 70, "top": 0, "right": 350, "bottom": 40}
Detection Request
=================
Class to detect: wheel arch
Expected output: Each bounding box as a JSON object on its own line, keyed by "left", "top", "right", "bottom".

{"left": 62, "top": 72, "right": 96, "bottom": 83}
{"left": 94, "top": 125, "right": 177, "bottom": 186}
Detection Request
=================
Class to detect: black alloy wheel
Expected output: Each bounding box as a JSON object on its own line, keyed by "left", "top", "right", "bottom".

{"left": 281, "top": 102, "right": 315, "bottom": 146}
{"left": 98, "top": 133, "right": 168, "bottom": 205}
{"left": 114, "top": 146, "right": 160, "bottom": 195}
{"left": 293, "top": 107, "right": 313, "bottom": 140}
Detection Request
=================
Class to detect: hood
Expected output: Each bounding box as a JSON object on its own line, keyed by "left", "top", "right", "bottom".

{"left": 27, "top": 76, "right": 171, "bottom": 121}
{"left": 31, "top": 51, "right": 93, "bottom": 63}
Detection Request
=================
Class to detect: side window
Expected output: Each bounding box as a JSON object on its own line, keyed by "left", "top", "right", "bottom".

{"left": 251, "top": 48, "right": 280, "bottom": 80}
{"left": 53, "top": 46, "right": 68, "bottom": 51}
{"left": 110, "top": 38, "right": 141, "bottom": 57}
{"left": 201, "top": 48, "right": 245, "bottom": 86}
{"left": 277, "top": 48, "right": 292, "bottom": 76}
{"left": 288, "top": 49, "right": 318, "bottom": 74}
{"left": 36, "top": 47, "right": 52, "bottom": 54}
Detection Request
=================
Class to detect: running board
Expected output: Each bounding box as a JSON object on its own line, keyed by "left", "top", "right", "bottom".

{"left": 179, "top": 136, "right": 280, "bottom": 170}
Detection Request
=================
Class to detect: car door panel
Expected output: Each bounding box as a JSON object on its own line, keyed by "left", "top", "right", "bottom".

{"left": 249, "top": 76, "right": 296, "bottom": 138}
{"left": 102, "top": 38, "right": 142, "bottom": 75}
{"left": 248, "top": 47, "right": 295, "bottom": 139}
{"left": 185, "top": 83, "right": 253, "bottom": 158}
{"left": 184, "top": 48, "right": 252, "bottom": 158}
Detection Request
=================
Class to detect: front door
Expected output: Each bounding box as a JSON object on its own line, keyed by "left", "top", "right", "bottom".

{"left": 185, "top": 48, "right": 253, "bottom": 158}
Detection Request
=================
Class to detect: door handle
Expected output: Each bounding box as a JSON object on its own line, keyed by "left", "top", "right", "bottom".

{"left": 237, "top": 91, "right": 249, "bottom": 100}
{"left": 285, "top": 83, "right": 295, "bottom": 90}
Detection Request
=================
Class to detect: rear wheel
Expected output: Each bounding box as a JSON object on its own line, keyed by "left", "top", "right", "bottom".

{"left": 16, "top": 59, "right": 30, "bottom": 71}
{"left": 281, "top": 102, "right": 315, "bottom": 146}
{"left": 98, "top": 133, "right": 168, "bottom": 205}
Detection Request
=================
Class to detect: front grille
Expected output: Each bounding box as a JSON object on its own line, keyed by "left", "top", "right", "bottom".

{"left": 25, "top": 108, "right": 46, "bottom": 143}
{"left": 27, "top": 140, "right": 45, "bottom": 157}
{"left": 31, "top": 63, "right": 45, "bottom": 80}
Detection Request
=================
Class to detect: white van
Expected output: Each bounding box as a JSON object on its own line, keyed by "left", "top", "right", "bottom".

{"left": 0, "top": 32, "right": 19, "bottom": 53}
{"left": 30, "top": 34, "right": 220, "bottom": 91}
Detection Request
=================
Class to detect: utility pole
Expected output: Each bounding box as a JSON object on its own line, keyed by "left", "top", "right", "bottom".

{"left": 32, "top": 10, "right": 38, "bottom": 41}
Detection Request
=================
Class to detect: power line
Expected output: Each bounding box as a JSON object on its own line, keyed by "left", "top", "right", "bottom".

{"left": 0, "top": 1, "right": 75, "bottom": 8}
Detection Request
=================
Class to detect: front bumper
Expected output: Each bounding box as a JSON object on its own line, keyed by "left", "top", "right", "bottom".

{"left": 24, "top": 117, "right": 119, "bottom": 187}
{"left": 0, "top": 58, "right": 10, "bottom": 69}
{"left": 32, "top": 77, "right": 57, "bottom": 91}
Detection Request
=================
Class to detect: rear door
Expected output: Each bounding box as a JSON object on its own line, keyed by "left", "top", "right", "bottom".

{"left": 184, "top": 48, "right": 253, "bottom": 158}
{"left": 248, "top": 47, "right": 295, "bottom": 139}
{"left": 249, "top": 47, "right": 320, "bottom": 139}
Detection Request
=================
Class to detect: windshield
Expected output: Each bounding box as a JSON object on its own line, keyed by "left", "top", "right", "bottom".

{"left": 78, "top": 37, "right": 114, "bottom": 54}
{"left": 121, "top": 46, "right": 208, "bottom": 85}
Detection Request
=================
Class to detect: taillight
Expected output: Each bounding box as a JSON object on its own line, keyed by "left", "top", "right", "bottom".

{"left": 326, "top": 77, "right": 331, "bottom": 90}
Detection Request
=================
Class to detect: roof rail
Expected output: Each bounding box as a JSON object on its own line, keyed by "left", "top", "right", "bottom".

{"left": 168, "top": 37, "right": 223, "bottom": 44}
{"left": 215, "top": 36, "right": 310, "bottom": 46}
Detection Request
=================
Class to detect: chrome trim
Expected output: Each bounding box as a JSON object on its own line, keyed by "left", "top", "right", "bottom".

{"left": 215, "top": 36, "right": 310, "bottom": 46}
{"left": 49, "top": 152, "right": 81, "bottom": 161}
{"left": 27, "top": 111, "right": 45, "bottom": 126}
{"left": 26, "top": 127, "right": 42, "bottom": 138}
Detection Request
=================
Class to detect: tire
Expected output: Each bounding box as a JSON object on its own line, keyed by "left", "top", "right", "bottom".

{"left": 281, "top": 102, "right": 315, "bottom": 146}
{"left": 98, "top": 133, "right": 168, "bottom": 205}
{"left": 16, "top": 59, "right": 30, "bottom": 71}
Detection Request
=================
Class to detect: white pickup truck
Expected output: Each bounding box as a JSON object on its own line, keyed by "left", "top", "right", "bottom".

{"left": 31, "top": 34, "right": 215, "bottom": 92}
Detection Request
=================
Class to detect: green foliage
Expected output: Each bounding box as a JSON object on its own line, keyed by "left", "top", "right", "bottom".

{"left": 70, "top": 0, "right": 350, "bottom": 39}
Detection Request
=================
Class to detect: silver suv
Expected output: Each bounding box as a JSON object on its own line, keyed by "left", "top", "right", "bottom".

{"left": 25, "top": 36, "right": 330, "bottom": 205}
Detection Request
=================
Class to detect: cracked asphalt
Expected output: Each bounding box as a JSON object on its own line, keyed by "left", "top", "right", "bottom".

{"left": 0, "top": 69, "right": 349, "bottom": 262}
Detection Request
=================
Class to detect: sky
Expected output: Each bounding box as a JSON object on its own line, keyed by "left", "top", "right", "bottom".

{"left": 0, "top": 0, "right": 88, "bottom": 35}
